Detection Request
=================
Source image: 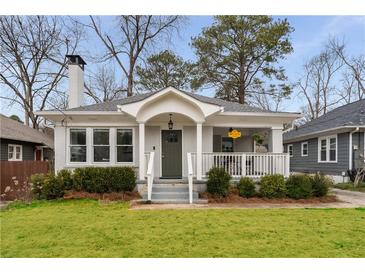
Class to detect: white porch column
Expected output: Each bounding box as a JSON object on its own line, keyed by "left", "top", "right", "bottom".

{"left": 196, "top": 122, "right": 203, "bottom": 180}
{"left": 138, "top": 122, "right": 145, "bottom": 180}
{"left": 269, "top": 127, "right": 283, "bottom": 153}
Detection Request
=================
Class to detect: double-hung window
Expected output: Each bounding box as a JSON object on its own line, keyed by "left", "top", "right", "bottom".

{"left": 318, "top": 135, "right": 337, "bottom": 162}
{"left": 288, "top": 144, "right": 293, "bottom": 157}
{"left": 301, "top": 142, "right": 308, "bottom": 157}
{"left": 70, "top": 129, "right": 87, "bottom": 162}
{"left": 8, "top": 144, "right": 22, "bottom": 161}
{"left": 116, "top": 129, "right": 133, "bottom": 163}
{"left": 93, "top": 129, "right": 110, "bottom": 162}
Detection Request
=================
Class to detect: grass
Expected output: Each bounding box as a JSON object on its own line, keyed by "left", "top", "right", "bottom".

{"left": 1, "top": 199, "right": 365, "bottom": 258}
{"left": 333, "top": 182, "right": 365, "bottom": 193}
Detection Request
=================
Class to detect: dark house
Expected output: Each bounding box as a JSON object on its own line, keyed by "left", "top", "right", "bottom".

{"left": 283, "top": 99, "right": 365, "bottom": 182}
{"left": 0, "top": 115, "right": 54, "bottom": 162}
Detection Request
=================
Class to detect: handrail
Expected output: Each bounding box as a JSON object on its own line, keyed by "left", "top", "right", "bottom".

{"left": 146, "top": 151, "right": 155, "bottom": 202}
{"left": 187, "top": 152, "right": 193, "bottom": 204}
{"left": 189, "top": 152, "right": 290, "bottom": 178}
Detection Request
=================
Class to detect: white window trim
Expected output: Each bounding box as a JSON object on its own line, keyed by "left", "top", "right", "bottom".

{"left": 318, "top": 134, "right": 338, "bottom": 163}
{"left": 288, "top": 144, "right": 293, "bottom": 157}
{"left": 8, "top": 144, "right": 22, "bottom": 161}
{"left": 301, "top": 142, "right": 308, "bottom": 157}
{"left": 68, "top": 128, "right": 87, "bottom": 164}
{"left": 116, "top": 127, "right": 135, "bottom": 164}
{"left": 92, "top": 128, "right": 111, "bottom": 163}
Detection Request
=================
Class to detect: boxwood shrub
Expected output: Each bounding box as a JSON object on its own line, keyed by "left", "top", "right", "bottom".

{"left": 259, "top": 174, "right": 286, "bottom": 198}
{"left": 73, "top": 166, "right": 137, "bottom": 193}
{"left": 286, "top": 174, "right": 312, "bottom": 199}
{"left": 310, "top": 173, "right": 332, "bottom": 197}
{"left": 237, "top": 177, "right": 256, "bottom": 198}
{"left": 206, "top": 167, "right": 231, "bottom": 197}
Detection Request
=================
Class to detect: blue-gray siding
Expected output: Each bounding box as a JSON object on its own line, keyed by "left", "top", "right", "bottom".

{"left": 0, "top": 138, "right": 37, "bottom": 161}
{"left": 284, "top": 132, "right": 364, "bottom": 176}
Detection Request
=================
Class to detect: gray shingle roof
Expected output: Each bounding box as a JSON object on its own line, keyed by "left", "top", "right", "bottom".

{"left": 65, "top": 89, "right": 275, "bottom": 113}
{"left": 283, "top": 99, "right": 365, "bottom": 142}
{"left": 0, "top": 115, "right": 54, "bottom": 148}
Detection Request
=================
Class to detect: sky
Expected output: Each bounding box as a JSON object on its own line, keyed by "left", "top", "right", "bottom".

{"left": 1, "top": 15, "right": 364, "bottom": 119}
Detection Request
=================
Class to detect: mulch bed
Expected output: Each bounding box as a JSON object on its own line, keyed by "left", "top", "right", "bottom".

{"left": 64, "top": 190, "right": 141, "bottom": 201}
{"left": 200, "top": 189, "right": 338, "bottom": 204}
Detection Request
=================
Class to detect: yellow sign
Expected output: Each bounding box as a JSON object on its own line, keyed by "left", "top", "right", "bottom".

{"left": 228, "top": 129, "right": 241, "bottom": 139}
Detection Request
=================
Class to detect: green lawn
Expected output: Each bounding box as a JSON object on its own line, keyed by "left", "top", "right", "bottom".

{"left": 1, "top": 199, "right": 364, "bottom": 258}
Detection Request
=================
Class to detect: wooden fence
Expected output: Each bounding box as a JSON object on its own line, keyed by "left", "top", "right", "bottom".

{"left": 0, "top": 161, "right": 49, "bottom": 201}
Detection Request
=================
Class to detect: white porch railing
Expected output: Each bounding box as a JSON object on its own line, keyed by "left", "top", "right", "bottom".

{"left": 187, "top": 152, "right": 194, "bottom": 204}
{"left": 189, "top": 152, "right": 290, "bottom": 178}
{"left": 145, "top": 151, "right": 155, "bottom": 201}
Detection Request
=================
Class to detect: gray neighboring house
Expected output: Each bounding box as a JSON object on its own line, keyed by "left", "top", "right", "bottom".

{"left": 283, "top": 99, "right": 365, "bottom": 182}
{"left": 0, "top": 115, "right": 54, "bottom": 162}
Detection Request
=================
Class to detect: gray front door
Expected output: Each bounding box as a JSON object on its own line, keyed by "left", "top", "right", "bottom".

{"left": 161, "top": 130, "right": 182, "bottom": 178}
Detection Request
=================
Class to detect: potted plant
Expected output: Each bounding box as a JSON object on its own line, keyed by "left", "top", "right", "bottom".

{"left": 252, "top": 133, "right": 264, "bottom": 145}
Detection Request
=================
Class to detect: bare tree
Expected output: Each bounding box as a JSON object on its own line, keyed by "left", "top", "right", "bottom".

{"left": 338, "top": 70, "right": 365, "bottom": 103}
{"left": 88, "top": 16, "right": 182, "bottom": 97}
{"left": 330, "top": 38, "right": 365, "bottom": 96}
{"left": 296, "top": 46, "right": 343, "bottom": 121}
{"left": 0, "top": 16, "right": 82, "bottom": 128}
{"left": 85, "top": 64, "right": 127, "bottom": 103}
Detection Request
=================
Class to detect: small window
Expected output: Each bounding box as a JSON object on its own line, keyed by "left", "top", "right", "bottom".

{"left": 93, "top": 129, "right": 110, "bottom": 162}
{"left": 222, "top": 137, "right": 234, "bottom": 152}
{"left": 70, "top": 129, "right": 87, "bottom": 162}
{"left": 117, "top": 129, "right": 133, "bottom": 163}
{"left": 329, "top": 138, "right": 337, "bottom": 162}
{"left": 288, "top": 144, "right": 293, "bottom": 157}
{"left": 318, "top": 135, "right": 337, "bottom": 163}
{"left": 301, "top": 142, "right": 308, "bottom": 157}
{"left": 8, "top": 144, "right": 22, "bottom": 161}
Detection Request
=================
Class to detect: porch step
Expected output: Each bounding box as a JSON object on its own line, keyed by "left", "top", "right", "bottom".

{"left": 141, "top": 182, "right": 203, "bottom": 203}
{"left": 145, "top": 199, "right": 208, "bottom": 204}
{"left": 145, "top": 192, "right": 199, "bottom": 200}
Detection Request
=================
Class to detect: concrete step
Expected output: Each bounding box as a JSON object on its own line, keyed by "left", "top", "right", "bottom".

{"left": 141, "top": 198, "right": 208, "bottom": 204}
{"left": 143, "top": 192, "right": 199, "bottom": 200}
{"left": 152, "top": 185, "right": 189, "bottom": 192}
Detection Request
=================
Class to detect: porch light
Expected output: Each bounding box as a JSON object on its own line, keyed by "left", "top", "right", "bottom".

{"left": 168, "top": 114, "right": 173, "bottom": 130}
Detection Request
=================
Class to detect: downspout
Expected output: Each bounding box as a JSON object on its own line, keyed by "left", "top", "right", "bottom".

{"left": 349, "top": 127, "right": 359, "bottom": 170}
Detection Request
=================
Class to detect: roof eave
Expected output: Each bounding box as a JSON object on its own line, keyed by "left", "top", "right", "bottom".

{"left": 219, "top": 111, "right": 302, "bottom": 118}
{"left": 283, "top": 125, "right": 365, "bottom": 143}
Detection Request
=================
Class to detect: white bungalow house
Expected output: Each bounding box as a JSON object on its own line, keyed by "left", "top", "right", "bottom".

{"left": 37, "top": 55, "right": 301, "bottom": 203}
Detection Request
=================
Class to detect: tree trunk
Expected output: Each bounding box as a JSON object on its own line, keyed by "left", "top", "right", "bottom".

{"left": 238, "top": 84, "right": 245, "bottom": 104}
{"left": 127, "top": 74, "right": 133, "bottom": 97}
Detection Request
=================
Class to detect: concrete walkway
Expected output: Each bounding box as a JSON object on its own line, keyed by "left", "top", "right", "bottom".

{"left": 130, "top": 189, "right": 365, "bottom": 210}
{"left": 331, "top": 188, "right": 365, "bottom": 207}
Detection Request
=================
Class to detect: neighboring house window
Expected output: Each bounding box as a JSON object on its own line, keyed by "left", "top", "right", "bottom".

{"left": 318, "top": 135, "right": 337, "bottom": 162}
{"left": 8, "top": 144, "right": 22, "bottom": 161}
{"left": 93, "top": 129, "right": 110, "bottom": 162}
{"left": 222, "top": 137, "right": 234, "bottom": 152}
{"left": 301, "top": 142, "right": 308, "bottom": 157}
{"left": 116, "top": 129, "right": 133, "bottom": 162}
{"left": 70, "top": 129, "right": 87, "bottom": 162}
{"left": 288, "top": 144, "right": 293, "bottom": 157}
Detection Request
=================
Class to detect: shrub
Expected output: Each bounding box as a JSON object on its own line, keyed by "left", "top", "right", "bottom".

{"left": 259, "top": 174, "right": 286, "bottom": 198}
{"left": 238, "top": 177, "right": 256, "bottom": 198}
{"left": 56, "top": 169, "right": 74, "bottom": 190}
{"left": 286, "top": 174, "right": 312, "bottom": 199}
{"left": 109, "top": 166, "right": 137, "bottom": 192}
{"left": 206, "top": 167, "right": 231, "bottom": 197}
{"left": 73, "top": 166, "right": 136, "bottom": 193}
{"left": 30, "top": 173, "right": 47, "bottom": 199}
{"left": 310, "top": 173, "right": 332, "bottom": 197}
{"left": 31, "top": 172, "right": 65, "bottom": 200}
